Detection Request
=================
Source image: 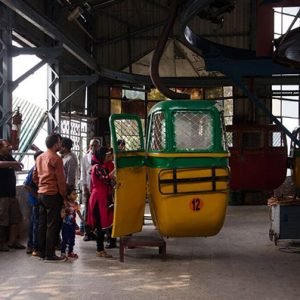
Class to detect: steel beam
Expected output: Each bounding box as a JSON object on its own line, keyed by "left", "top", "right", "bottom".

{"left": 0, "top": 0, "right": 156, "bottom": 85}
{"left": 60, "top": 74, "right": 98, "bottom": 106}
{"left": 60, "top": 74, "right": 98, "bottom": 82}
{"left": 99, "top": 20, "right": 166, "bottom": 47}
{"left": 9, "top": 59, "right": 51, "bottom": 92}
{"left": 47, "top": 63, "right": 60, "bottom": 133}
{"left": 0, "top": 6, "right": 12, "bottom": 139}
{"left": 0, "top": 0, "right": 98, "bottom": 71}
{"left": 1, "top": 0, "right": 298, "bottom": 90}
{"left": 9, "top": 45, "right": 62, "bottom": 92}
{"left": 10, "top": 46, "right": 63, "bottom": 58}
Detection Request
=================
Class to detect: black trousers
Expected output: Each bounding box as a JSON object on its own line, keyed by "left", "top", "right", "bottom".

{"left": 83, "top": 193, "right": 95, "bottom": 238}
{"left": 93, "top": 202, "right": 105, "bottom": 252}
{"left": 38, "top": 194, "right": 63, "bottom": 258}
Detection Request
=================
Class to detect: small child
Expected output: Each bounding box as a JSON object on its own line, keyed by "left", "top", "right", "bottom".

{"left": 61, "top": 187, "right": 84, "bottom": 259}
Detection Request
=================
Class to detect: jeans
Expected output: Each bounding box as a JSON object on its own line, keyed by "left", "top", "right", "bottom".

{"left": 27, "top": 205, "right": 39, "bottom": 250}
{"left": 61, "top": 223, "right": 76, "bottom": 254}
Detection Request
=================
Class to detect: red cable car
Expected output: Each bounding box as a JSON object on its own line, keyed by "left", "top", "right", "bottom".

{"left": 288, "top": 126, "right": 300, "bottom": 194}
{"left": 226, "top": 124, "right": 288, "bottom": 191}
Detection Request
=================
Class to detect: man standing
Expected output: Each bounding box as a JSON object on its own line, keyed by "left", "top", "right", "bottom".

{"left": 59, "top": 137, "right": 78, "bottom": 189}
{"left": 0, "top": 139, "right": 25, "bottom": 251}
{"left": 80, "top": 138, "right": 101, "bottom": 241}
{"left": 33, "top": 133, "right": 67, "bottom": 262}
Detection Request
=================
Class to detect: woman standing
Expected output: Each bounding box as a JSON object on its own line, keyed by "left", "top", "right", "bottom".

{"left": 87, "top": 147, "right": 113, "bottom": 258}
{"left": 103, "top": 148, "right": 117, "bottom": 249}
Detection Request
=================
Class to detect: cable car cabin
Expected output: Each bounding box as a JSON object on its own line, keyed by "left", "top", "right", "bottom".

{"left": 109, "top": 100, "right": 230, "bottom": 238}
{"left": 226, "top": 124, "right": 287, "bottom": 191}
{"left": 289, "top": 126, "right": 300, "bottom": 194}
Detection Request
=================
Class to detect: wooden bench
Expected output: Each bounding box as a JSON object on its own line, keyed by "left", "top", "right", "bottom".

{"left": 119, "top": 235, "right": 166, "bottom": 262}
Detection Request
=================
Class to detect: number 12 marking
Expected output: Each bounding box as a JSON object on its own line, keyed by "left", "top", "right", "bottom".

{"left": 191, "top": 198, "right": 200, "bottom": 211}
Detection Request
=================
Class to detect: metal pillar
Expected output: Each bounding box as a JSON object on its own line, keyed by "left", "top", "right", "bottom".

{"left": 47, "top": 63, "right": 60, "bottom": 134}
{"left": 0, "top": 7, "right": 12, "bottom": 139}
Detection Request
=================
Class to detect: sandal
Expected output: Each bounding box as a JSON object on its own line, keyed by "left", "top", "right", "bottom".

{"left": 96, "top": 250, "right": 112, "bottom": 258}
{"left": 68, "top": 252, "right": 79, "bottom": 259}
{"left": 32, "top": 250, "right": 40, "bottom": 257}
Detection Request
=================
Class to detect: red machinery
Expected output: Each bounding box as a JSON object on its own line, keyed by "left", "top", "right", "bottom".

{"left": 226, "top": 124, "right": 288, "bottom": 191}
{"left": 10, "top": 107, "right": 22, "bottom": 151}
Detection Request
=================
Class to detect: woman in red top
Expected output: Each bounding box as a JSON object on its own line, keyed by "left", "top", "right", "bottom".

{"left": 87, "top": 147, "right": 113, "bottom": 258}
{"left": 103, "top": 148, "right": 117, "bottom": 249}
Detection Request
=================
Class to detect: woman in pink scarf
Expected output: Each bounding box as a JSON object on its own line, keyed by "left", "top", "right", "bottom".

{"left": 87, "top": 146, "right": 113, "bottom": 258}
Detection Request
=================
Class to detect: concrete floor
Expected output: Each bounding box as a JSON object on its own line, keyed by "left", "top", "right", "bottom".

{"left": 1, "top": 205, "right": 300, "bottom": 300}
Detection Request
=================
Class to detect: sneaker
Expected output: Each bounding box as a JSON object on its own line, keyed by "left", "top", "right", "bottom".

{"left": 68, "top": 252, "right": 79, "bottom": 259}
{"left": 96, "top": 250, "right": 112, "bottom": 258}
{"left": 44, "top": 255, "right": 67, "bottom": 263}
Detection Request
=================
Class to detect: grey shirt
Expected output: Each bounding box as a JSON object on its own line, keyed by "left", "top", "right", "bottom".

{"left": 62, "top": 151, "right": 78, "bottom": 188}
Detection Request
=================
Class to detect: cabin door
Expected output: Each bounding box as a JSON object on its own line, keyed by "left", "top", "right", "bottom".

{"left": 109, "top": 114, "right": 147, "bottom": 237}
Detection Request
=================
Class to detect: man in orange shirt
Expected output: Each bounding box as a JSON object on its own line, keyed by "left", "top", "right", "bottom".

{"left": 33, "top": 133, "right": 67, "bottom": 262}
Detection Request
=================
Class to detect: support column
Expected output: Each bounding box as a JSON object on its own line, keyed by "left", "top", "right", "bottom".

{"left": 0, "top": 7, "right": 12, "bottom": 139}
{"left": 47, "top": 62, "right": 60, "bottom": 133}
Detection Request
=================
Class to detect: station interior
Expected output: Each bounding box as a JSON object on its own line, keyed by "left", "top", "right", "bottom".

{"left": 1, "top": 1, "right": 300, "bottom": 299}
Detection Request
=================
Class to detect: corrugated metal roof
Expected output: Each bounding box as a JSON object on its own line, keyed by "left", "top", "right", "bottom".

{"left": 95, "top": 1, "right": 253, "bottom": 72}
{"left": 12, "top": 97, "right": 47, "bottom": 156}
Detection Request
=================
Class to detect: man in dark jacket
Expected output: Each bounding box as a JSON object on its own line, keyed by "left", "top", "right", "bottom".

{"left": 0, "top": 139, "right": 25, "bottom": 251}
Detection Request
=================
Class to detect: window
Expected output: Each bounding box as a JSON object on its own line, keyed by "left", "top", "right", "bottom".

{"left": 242, "top": 132, "right": 263, "bottom": 150}
{"left": 149, "top": 112, "right": 166, "bottom": 151}
{"left": 272, "top": 7, "right": 299, "bottom": 177}
{"left": 113, "top": 119, "right": 143, "bottom": 151}
{"left": 272, "top": 7, "right": 300, "bottom": 141}
{"left": 174, "top": 112, "right": 213, "bottom": 151}
{"left": 269, "top": 131, "right": 285, "bottom": 148}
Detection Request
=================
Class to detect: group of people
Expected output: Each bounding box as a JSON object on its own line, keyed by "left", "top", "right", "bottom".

{"left": 0, "top": 134, "right": 120, "bottom": 262}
